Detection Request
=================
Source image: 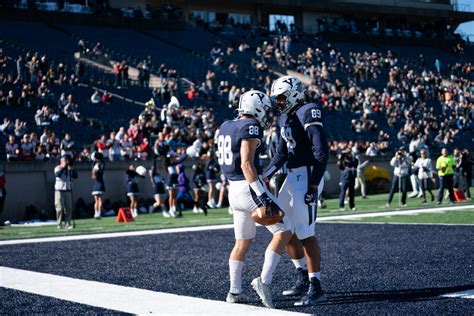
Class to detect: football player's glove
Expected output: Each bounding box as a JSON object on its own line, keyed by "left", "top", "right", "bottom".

{"left": 304, "top": 187, "right": 318, "bottom": 205}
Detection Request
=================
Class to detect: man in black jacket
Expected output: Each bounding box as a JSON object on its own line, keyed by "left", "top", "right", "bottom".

{"left": 338, "top": 150, "right": 358, "bottom": 210}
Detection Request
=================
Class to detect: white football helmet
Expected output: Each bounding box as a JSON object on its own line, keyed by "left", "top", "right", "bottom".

{"left": 238, "top": 90, "right": 273, "bottom": 128}
{"left": 270, "top": 76, "right": 305, "bottom": 114}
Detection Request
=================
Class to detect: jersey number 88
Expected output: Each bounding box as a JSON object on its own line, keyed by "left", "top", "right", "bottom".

{"left": 217, "top": 135, "right": 233, "bottom": 166}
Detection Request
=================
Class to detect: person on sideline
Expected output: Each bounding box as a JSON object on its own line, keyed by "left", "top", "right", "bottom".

{"left": 54, "top": 156, "right": 78, "bottom": 229}
{"left": 91, "top": 152, "right": 106, "bottom": 219}
{"left": 436, "top": 148, "right": 456, "bottom": 205}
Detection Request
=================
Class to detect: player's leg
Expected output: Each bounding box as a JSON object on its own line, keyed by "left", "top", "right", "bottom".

{"left": 226, "top": 180, "right": 256, "bottom": 304}
{"left": 291, "top": 169, "right": 325, "bottom": 306}
{"left": 283, "top": 234, "right": 309, "bottom": 296}
{"left": 277, "top": 171, "right": 310, "bottom": 296}
{"left": 253, "top": 215, "right": 293, "bottom": 308}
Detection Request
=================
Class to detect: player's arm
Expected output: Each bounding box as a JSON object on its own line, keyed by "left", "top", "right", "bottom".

{"left": 262, "top": 137, "right": 288, "bottom": 179}
{"left": 241, "top": 138, "right": 278, "bottom": 215}
{"left": 306, "top": 124, "right": 329, "bottom": 189}
{"left": 241, "top": 139, "right": 260, "bottom": 184}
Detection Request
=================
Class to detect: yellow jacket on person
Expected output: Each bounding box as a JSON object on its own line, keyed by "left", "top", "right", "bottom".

{"left": 436, "top": 155, "right": 456, "bottom": 176}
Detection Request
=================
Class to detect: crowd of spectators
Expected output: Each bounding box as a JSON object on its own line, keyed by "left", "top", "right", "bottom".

{"left": 1, "top": 16, "right": 473, "bottom": 165}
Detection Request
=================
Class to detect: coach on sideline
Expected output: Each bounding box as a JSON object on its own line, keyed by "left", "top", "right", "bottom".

{"left": 54, "top": 156, "right": 78, "bottom": 229}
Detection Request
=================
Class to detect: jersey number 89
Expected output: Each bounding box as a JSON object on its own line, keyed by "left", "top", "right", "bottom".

{"left": 217, "top": 135, "right": 233, "bottom": 166}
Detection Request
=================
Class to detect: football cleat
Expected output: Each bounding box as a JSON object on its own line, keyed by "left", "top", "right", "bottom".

{"left": 294, "top": 277, "right": 326, "bottom": 306}
{"left": 282, "top": 268, "right": 309, "bottom": 296}
{"left": 193, "top": 207, "right": 199, "bottom": 213}
{"left": 226, "top": 292, "right": 249, "bottom": 304}
{"left": 251, "top": 277, "right": 274, "bottom": 308}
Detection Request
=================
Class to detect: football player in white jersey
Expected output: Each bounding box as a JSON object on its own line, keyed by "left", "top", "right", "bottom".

{"left": 264, "top": 76, "right": 329, "bottom": 306}
{"left": 218, "top": 90, "right": 293, "bottom": 308}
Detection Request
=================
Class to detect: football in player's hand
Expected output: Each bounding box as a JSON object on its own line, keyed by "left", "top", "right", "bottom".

{"left": 251, "top": 206, "right": 284, "bottom": 226}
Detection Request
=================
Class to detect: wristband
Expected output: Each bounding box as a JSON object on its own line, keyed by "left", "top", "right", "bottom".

{"left": 250, "top": 179, "right": 266, "bottom": 196}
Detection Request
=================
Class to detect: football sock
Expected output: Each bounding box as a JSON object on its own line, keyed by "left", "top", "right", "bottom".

{"left": 229, "top": 259, "right": 244, "bottom": 294}
{"left": 261, "top": 249, "right": 281, "bottom": 285}
{"left": 308, "top": 272, "right": 321, "bottom": 280}
{"left": 291, "top": 257, "right": 307, "bottom": 270}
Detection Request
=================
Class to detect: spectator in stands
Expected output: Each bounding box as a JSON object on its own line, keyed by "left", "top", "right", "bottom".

{"left": 64, "top": 95, "right": 81, "bottom": 122}
{"left": 54, "top": 156, "right": 77, "bottom": 229}
{"left": 5, "top": 135, "right": 19, "bottom": 162}
{"left": 6, "top": 90, "right": 17, "bottom": 107}
{"left": 57, "top": 93, "right": 67, "bottom": 111}
{"left": 90, "top": 90, "right": 101, "bottom": 104}
{"left": 387, "top": 148, "right": 412, "bottom": 207}
{"left": 20, "top": 134, "right": 35, "bottom": 161}
{"left": 365, "top": 142, "right": 379, "bottom": 156}
{"left": 14, "top": 119, "right": 27, "bottom": 137}
{"left": 120, "top": 134, "right": 134, "bottom": 160}
{"left": 60, "top": 133, "right": 75, "bottom": 159}
{"left": 101, "top": 91, "right": 113, "bottom": 104}
{"left": 121, "top": 61, "right": 129, "bottom": 88}
{"left": 108, "top": 131, "right": 121, "bottom": 161}
{"left": 436, "top": 148, "right": 456, "bottom": 205}
{"left": 97, "top": 135, "right": 110, "bottom": 160}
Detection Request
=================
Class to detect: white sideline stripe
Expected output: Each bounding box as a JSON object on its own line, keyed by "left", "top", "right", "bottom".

{"left": 1, "top": 205, "right": 472, "bottom": 246}
{"left": 318, "top": 205, "right": 473, "bottom": 222}
{"left": 0, "top": 266, "right": 307, "bottom": 315}
{"left": 0, "top": 224, "right": 234, "bottom": 246}
{"left": 441, "top": 289, "right": 474, "bottom": 299}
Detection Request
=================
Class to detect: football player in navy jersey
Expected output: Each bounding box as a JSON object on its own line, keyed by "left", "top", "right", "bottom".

{"left": 218, "top": 90, "right": 293, "bottom": 308}
{"left": 263, "top": 76, "right": 329, "bottom": 306}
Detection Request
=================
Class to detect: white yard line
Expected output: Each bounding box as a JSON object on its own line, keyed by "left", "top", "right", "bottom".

{"left": 441, "top": 289, "right": 474, "bottom": 299}
{"left": 0, "top": 266, "right": 307, "bottom": 315}
{"left": 0, "top": 224, "right": 234, "bottom": 246}
{"left": 318, "top": 205, "right": 473, "bottom": 221}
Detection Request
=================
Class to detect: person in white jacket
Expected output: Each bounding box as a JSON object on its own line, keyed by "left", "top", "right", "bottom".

{"left": 414, "top": 149, "right": 435, "bottom": 203}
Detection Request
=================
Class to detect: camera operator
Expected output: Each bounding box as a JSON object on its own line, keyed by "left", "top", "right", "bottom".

{"left": 54, "top": 156, "right": 78, "bottom": 229}
{"left": 387, "top": 148, "right": 412, "bottom": 207}
{"left": 337, "top": 150, "right": 358, "bottom": 210}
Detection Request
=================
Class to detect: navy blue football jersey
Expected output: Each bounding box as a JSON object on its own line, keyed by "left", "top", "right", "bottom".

{"left": 279, "top": 103, "right": 324, "bottom": 168}
{"left": 217, "top": 118, "right": 263, "bottom": 181}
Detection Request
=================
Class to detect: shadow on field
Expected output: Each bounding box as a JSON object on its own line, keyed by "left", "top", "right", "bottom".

{"left": 276, "top": 284, "right": 474, "bottom": 308}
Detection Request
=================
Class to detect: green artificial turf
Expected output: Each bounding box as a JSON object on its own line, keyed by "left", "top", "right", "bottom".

{"left": 1, "top": 191, "right": 472, "bottom": 240}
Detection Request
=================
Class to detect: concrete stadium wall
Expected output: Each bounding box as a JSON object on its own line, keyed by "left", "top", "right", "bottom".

{"left": 0, "top": 157, "right": 394, "bottom": 222}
